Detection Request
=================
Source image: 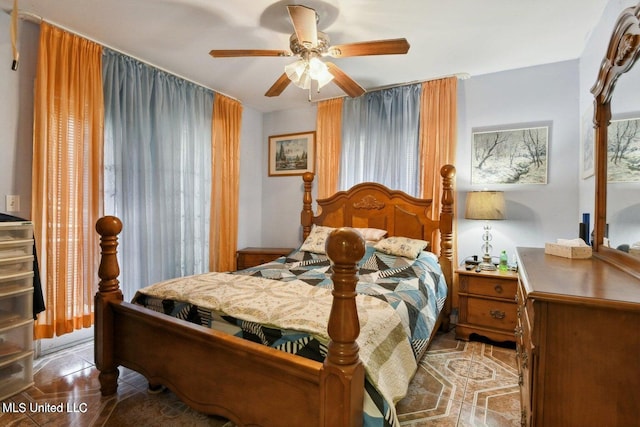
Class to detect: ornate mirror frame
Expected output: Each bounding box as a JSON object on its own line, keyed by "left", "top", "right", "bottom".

{"left": 591, "top": 2, "right": 640, "bottom": 278}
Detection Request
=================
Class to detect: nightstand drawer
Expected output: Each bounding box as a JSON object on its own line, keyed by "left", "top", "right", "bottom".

{"left": 236, "top": 247, "right": 294, "bottom": 270}
{"left": 465, "top": 297, "right": 518, "bottom": 331}
{"left": 461, "top": 275, "right": 517, "bottom": 299}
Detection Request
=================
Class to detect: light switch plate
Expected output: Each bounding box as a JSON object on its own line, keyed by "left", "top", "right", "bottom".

{"left": 6, "top": 195, "right": 20, "bottom": 212}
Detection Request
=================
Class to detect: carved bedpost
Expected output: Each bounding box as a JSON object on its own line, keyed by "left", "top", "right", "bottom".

{"left": 301, "top": 172, "right": 315, "bottom": 240}
{"left": 321, "top": 228, "right": 366, "bottom": 427}
{"left": 94, "top": 216, "right": 123, "bottom": 396}
{"left": 439, "top": 164, "right": 456, "bottom": 332}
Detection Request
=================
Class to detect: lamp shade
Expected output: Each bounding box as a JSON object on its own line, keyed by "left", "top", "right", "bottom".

{"left": 285, "top": 59, "right": 311, "bottom": 89}
{"left": 285, "top": 57, "right": 334, "bottom": 90}
{"left": 465, "top": 191, "right": 505, "bottom": 220}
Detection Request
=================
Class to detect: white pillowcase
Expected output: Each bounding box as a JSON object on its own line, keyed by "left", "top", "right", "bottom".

{"left": 374, "top": 236, "right": 429, "bottom": 259}
{"left": 300, "top": 225, "right": 335, "bottom": 254}
{"left": 354, "top": 227, "right": 387, "bottom": 242}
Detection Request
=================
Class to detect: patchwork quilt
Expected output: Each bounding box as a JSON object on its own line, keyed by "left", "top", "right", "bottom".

{"left": 133, "top": 244, "right": 448, "bottom": 427}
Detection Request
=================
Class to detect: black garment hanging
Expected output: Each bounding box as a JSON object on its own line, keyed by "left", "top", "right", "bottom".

{"left": 0, "top": 213, "right": 45, "bottom": 319}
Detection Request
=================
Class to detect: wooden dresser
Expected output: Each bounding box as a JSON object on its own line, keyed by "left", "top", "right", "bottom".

{"left": 456, "top": 268, "right": 518, "bottom": 343}
{"left": 236, "top": 247, "right": 294, "bottom": 270}
{"left": 516, "top": 247, "right": 640, "bottom": 427}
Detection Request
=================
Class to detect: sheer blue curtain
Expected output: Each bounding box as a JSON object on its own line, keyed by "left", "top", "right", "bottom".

{"left": 102, "top": 49, "right": 214, "bottom": 301}
{"left": 340, "top": 84, "right": 422, "bottom": 195}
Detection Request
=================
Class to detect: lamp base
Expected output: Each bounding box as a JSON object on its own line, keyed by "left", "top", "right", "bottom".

{"left": 477, "top": 261, "right": 497, "bottom": 271}
{"left": 478, "top": 254, "right": 496, "bottom": 271}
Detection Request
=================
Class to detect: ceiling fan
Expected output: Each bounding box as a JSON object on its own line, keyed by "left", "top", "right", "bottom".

{"left": 209, "top": 4, "right": 410, "bottom": 98}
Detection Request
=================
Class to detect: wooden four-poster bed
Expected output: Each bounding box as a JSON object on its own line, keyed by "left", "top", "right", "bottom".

{"left": 94, "top": 164, "right": 455, "bottom": 427}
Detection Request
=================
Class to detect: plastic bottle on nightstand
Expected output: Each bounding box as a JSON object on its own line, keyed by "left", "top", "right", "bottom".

{"left": 498, "top": 250, "right": 509, "bottom": 272}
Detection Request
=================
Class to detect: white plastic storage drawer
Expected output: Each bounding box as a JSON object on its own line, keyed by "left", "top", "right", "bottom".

{"left": 0, "top": 319, "right": 33, "bottom": 361}
{"left": 0, "top": 255, "right": 34, "bottom": 277}
{"left": 0, "top": 351, "right": 34, "bottom": 401}
{"left": 0, "top": 240, "right": 33, "bottom": 259}
{"left": 0, "top": 272, "right": 33, "bottom": 292}
{"left": 0, "top": 223, "right": 33, "bottom": 242}
{"left": 0, "top": 288, "right": 33, "bottom": 326}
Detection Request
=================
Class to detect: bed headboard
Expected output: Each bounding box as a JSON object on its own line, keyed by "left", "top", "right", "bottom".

{"left": 301, "top": 164, "right": 455, "bottom": 332}
{"left": 301, "top": 164, "right": 455, "bottom": 258}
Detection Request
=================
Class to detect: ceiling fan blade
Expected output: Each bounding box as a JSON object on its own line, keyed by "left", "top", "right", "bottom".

{"left": 209, "top": 49, "right": 291, "bottom": 58}
{"left": 325, "top": 62, "right": 365, "bottom": 98}
{"left": 265, "top": 73, "right": 292, "bottom": 97}
{"left": 287, "top": 5, "right": 318, "bottom": 48}
{"left": 328, "top": 38, "right": 410, "bottom": 58}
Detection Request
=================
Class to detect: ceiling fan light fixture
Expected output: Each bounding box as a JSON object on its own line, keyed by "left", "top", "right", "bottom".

{"left": 284, "top": 59, "right": 311, "bottom": 89}
{"left": 284, "top": 56, "right": 334, "bottom": 90}
{"left": 308, "top": 57, "right": 333, "bottom": 89}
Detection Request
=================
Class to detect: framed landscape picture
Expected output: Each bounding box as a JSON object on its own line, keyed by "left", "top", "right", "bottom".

{"left": 268, "top": 131, "right": 316, "bottom": 176}
{"left": 471, "top": 123, "right": 549, "bottom": 185}
{"left": 608, "top": 115, "right": 640, "bottom": 182}
{"left": 581, "top": 106, "right": 595, "bottom": 179}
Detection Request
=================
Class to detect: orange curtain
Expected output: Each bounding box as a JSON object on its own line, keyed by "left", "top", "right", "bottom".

{"left": 315, "top": 98, "right": 343, "bottom": 198}
{"left": 418, "top": 77, "right": 458, "bottom": 261}
{"left": 419, "top": 77, "right": 457, "bottom": 204}
{"left": 32, "top": 23, "right": 104, "bottom": 338}
{"left": 209, "top": 94, "right": 243, "bottom": 272}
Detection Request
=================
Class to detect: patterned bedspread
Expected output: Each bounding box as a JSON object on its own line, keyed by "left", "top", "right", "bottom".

{"left": 133, "top": 244, "right": 448, "bottom": 427}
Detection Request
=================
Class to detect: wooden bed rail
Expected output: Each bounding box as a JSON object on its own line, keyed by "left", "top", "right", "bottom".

{"left": 95, "top": 216, "right": 367, "bottom": 426}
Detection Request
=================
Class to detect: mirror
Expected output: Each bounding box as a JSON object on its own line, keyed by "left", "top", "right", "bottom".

{"left": 609, "top": 75, "right": 640, "bottom": 256}
{"left": 591, "top": 2, "right": 640, "bottom": 278}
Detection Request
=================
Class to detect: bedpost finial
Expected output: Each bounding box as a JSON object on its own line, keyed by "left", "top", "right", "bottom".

{"left": 440, "top": 164, "right": 456, "bottom": 179}
{"left": 325, "top": 227, "right": 366, "bottom": 265}
{"left": 303, "top": 172, "right": 314, "bottom": 183}
{"left": 96, "top": 215, "right": 122, "bottom": 236}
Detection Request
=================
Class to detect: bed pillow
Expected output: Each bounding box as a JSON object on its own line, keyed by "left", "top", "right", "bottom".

{"left": 354, "top": 227, "right": 388, "bottom": 243}
{"left": 374, "top": 236, "right": 429, "bottom": 259}
{"left": 300, "top": 225, "right": 335, "bottom": 254}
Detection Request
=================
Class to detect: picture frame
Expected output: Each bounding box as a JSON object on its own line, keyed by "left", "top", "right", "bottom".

{"left": 608, "top": 114, "right": 640, "bottom": 182}
{"left": 268, "top": 131, "right": 316, "bottom": 176}
{"left": 471, "top": 123, "right": 549, "bottom": 185}
{"left": 581, "top": 105, "right": 595, "bottom": 179}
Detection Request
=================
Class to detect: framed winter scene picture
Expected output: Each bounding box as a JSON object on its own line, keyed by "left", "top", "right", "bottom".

{"left": 581, "top": 106, "right": 595, "bottom": 179}
{"left": 471, "top": 124, "right": 549, "bottom": 185}
{"left": 608, "top": 115, "right": 640, "bottom": 182}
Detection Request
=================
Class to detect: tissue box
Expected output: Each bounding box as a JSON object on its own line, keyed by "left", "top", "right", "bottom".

{"left": 544, "top": 243, "right": 592, "bottom": 259}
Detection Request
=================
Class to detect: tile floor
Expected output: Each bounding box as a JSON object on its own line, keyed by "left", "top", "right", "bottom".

{"left": 0, "top": 329, "right": 521, "bottom": 426}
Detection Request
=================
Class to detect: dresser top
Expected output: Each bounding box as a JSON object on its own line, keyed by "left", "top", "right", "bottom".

{"left": 516, "top": 247, "right": 640, "bottom": 310}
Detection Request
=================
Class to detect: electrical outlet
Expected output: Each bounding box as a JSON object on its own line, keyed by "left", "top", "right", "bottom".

{"left": 6, "top": 195, "right": 20, "bottom": 212}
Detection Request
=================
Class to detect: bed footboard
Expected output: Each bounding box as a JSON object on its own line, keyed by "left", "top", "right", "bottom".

{"left": 94, "top": 217, "right": 366, "bottom": 427}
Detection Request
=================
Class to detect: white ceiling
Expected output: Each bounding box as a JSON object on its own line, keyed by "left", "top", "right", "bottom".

{"left": 2, "top": 0, "right": 610, "bottom": 112}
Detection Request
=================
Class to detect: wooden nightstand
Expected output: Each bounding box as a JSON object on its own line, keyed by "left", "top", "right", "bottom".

{"left": 236, "top": 247, "right": 294, "bottom": 270}
{"left": 455, "top": 267, "right": 518, "bottom": 343}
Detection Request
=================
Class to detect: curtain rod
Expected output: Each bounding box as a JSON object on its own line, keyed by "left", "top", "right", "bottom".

{"left": 4, "top": 9, "right": 241, "bottom": 103}
{"left": 308, "top": 72, "right": 471, "bottom": 104}
{"left": 370, "top": 72, "right": 471, "bottom": 92}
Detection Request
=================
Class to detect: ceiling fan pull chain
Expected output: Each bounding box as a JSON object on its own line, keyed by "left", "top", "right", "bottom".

{"left": 10, "top": 0, "right": 19, "bottom": 70}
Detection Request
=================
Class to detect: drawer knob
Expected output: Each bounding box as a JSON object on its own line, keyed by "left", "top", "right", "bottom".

{"left": 490, "top": 309, "right": 506, "bottom": 319}
{"left": 494, "top": 284, "right": 503, "bottom": 293}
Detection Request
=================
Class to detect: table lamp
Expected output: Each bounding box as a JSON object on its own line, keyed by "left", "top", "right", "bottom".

{"left": 465, "top": 191, "right": 505, "bottom": 271}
